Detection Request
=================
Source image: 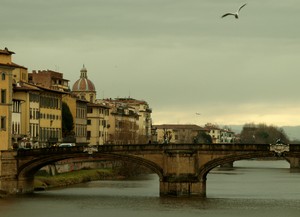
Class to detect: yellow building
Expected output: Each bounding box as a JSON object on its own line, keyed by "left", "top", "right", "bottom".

{"left": 13, "top": 82, "right": 64, "bottom": 148}
{"left": 0, "top": 48, "right": 27, "bottom": 150}
{"left": 28, "top": 69, "right": 88, "bottom": 146}
{"left": 37, "top": 85, "right": 64, "bottom": 147}
{"left": 13, "top": 83, "right": 41, "bottom": 148}
{"left": 75, "top": 98, "right": 88, "bottom": 145}
{"left": 13, "top": 66, "right": 28, "bottom": 84}
{"left": 0, "top": 48, "right": 15, "bottom": 150}
{"left": 62, "top": 93, "right": 88, "bottom": 145}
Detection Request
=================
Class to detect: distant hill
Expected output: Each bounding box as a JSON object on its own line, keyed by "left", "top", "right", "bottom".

{"left": 221, "top": 125, "right": 300, "bottom": 141}
{"left": 282, "top": 126, "right": 300, "bottom": 141}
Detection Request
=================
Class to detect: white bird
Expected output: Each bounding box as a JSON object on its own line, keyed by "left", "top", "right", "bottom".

{"left": 221, "top": 3, "right": 247, "bottom": 19}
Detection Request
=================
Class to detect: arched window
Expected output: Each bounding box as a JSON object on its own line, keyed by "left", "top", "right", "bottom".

{"left": 1, "top": 72, "right": 5, "bottom": 80}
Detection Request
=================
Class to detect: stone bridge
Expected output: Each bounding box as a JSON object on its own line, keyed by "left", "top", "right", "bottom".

{"left": 1, "top": 143, "right": 300, "bottom": 197}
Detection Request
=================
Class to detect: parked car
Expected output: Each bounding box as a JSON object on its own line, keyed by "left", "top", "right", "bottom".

{"left": 58, "top": 143, "right": 75, "bottom": 147}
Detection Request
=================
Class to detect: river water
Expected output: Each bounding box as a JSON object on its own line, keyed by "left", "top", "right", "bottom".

{"left": 1, "top": 160, "right": 300, "bottom": 217}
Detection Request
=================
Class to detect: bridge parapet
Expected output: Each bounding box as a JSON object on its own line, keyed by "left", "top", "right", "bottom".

{"left": 16, "top": 143, "right": 300, "bottom": 157}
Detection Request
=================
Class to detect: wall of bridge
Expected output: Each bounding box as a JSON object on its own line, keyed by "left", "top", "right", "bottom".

{"left": 1, "top": 144, "right": 300, "bottom": 196}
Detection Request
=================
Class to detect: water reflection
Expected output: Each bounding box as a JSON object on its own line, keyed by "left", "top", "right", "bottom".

{"left": 207, "top": 160, "right": 300, "bottom": 199}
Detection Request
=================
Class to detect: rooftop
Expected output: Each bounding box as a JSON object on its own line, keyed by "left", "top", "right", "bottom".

{"left": 0, "top": 47, "right": 15, "bottom": 55}
{"left": 153, "top": 124, "right": 206, "bottom": 131}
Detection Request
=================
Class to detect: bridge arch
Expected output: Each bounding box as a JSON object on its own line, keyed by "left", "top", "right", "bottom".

{"left": 17, "top": 153, "right": 164, "bottom": 181}
{"left": 198, "top": 152, "right": 281, "bottom": 181}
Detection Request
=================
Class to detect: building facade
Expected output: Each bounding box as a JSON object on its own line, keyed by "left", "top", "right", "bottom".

{"left": 220, "top": 128, "right": 235, "bottom": 143}
{"left": 62, "top": 93, "right": 88, "bottom": 145}
{"left": 86, "top": 103, "right": 109, "bottom": 145}
{"left": 106, "top": 102, "right": 139, "bottom": 144}
{"left": 204, "top": 123, "right": 236, "bottom": 143}
{"left": 101, "top": 98, "right": 152, "bottom": 144}
{"left": 13, "top": 83, "right": 40, "bottom": 148}
{"left": 29, "top": 70, "right": 69, "bottom": 92}
{"left": 0, "top": 48, "right": 18, "bottom": 150}
{"left": 153, "top": 124, "right": 207, "bottom": 144}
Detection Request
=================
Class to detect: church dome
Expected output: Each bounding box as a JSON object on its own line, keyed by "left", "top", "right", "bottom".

{"left": 72, "top": 65, "right": 96, "bottom": 92}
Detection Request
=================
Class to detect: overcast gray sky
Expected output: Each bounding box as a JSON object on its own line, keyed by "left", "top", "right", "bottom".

{"left": 2, "top": 0, "right": 300, "bottom": 126}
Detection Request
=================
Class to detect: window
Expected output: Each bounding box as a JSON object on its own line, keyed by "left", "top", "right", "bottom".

{"left": 87, "top": 107, "right": 93, "bottom": 113}
{"left": 87, "top": 119, "right": 91, "bottom": 125}
{"left": 1, "top": 72, "right": 5, "bottom": 80}
{"left": 0, "top": 116, "right": 6, "bottom": 130}
{"left": 87, "top": 131, "right": 91, "bottom": 140}
{"left": 90, "top": 94, "right": 94, "bottom": 103}
{"left": 1, "top": 89, "right": 6, "bottom": 103}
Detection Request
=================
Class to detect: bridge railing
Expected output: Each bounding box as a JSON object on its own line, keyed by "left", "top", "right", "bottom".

{"left": 14, "top": 143, "right": 300, "bottom": 157}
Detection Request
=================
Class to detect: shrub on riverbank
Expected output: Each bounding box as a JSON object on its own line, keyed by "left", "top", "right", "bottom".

{"left": 34, "top": 168, "right": 124, "bottom": 190}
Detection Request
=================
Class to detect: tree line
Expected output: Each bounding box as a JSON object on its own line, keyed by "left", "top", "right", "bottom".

{"left": 239, "top": 123, "right": 290, "bottom": 144}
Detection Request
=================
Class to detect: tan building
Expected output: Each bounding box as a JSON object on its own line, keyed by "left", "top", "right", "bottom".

{"left": 153, "top": 124, "right": 207, "bottom": 144}
{"left": 29, "top": 70, "right": 69, "bottom": 92}
{"left": 204, "top": 123, "right": 235, "bottom": 143}
{"left": 86, "top": 103, "right": 109, "bottom": 145}
{"left": 101, "top": 98, "right": 152, "bottom": 144}
{"left": 204, "top": 123, "right": 221, "bottom": 143}
{"left": 62, "top": 93, "right": 88, "bottom": 145}
{"left": 105, "top": 102, "right": 139, "bottom": 144}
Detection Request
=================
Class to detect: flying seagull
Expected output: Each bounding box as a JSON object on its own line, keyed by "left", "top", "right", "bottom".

{"left": 221, "top": 3, "right": 247, "bottom": 19}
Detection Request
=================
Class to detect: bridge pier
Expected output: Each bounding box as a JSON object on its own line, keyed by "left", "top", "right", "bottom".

{"left": 0, "top": 176, "right": 34, "bottom": 194}
{"left": 159, "top": 176, "right": 206, "bottom": 197}
{"left": 287, "top": 157, "right": 300, "bottom": 169}
{"left": 0, "top": 151, "right": 34, "bottom": 195}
